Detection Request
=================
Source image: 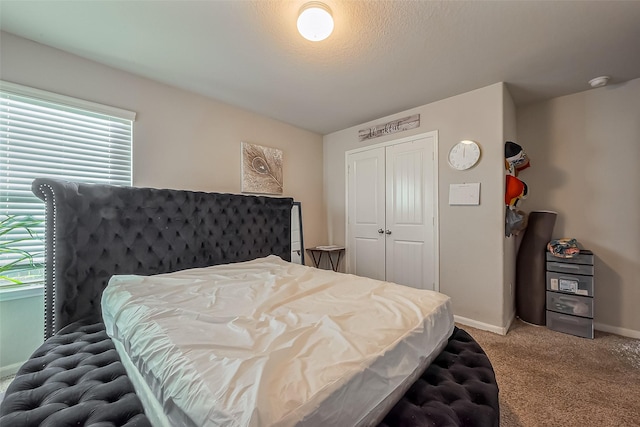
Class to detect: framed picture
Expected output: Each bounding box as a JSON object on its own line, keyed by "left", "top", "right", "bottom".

{"left": 241, "top": 142, "right": 283, "bottom": 195}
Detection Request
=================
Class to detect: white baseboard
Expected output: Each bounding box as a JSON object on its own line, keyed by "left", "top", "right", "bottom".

{"left": 454, "top": 315, "right": 639, "bottom": 339}
{"left": 454, "top": 315, "right": 512, "bottom": 336}
{"left": 594, "top": 322, "right": 640, "bottom": 339}
{"left": 0, "top": 361, "right": 23, "bottom": 379}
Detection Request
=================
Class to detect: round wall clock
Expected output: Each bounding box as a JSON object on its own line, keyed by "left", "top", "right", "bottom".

{"left": 448, "top": 140, "right": 481, "bottom": 170}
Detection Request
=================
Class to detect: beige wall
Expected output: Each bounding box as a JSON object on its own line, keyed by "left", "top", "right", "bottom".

{"left": 517, "top": 78, "right": 640, "bottom": 336}
{"left": 324, "top": 83, "right": 511, "bottom": 333}
{"left": 502, "top": 87, "right": 518, "bottom": 328}
{"left": 0, "top": 32, "right": 325, "bottom": 250}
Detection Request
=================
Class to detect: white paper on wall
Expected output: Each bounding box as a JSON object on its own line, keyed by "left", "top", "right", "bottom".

{"left": 448, "top": 183, "right": 481, "bottom": 205}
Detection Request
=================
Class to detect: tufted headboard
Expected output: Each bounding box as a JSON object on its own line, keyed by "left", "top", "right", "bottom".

{"left": 32, "top": 178, "right": 293, "bottom": 338}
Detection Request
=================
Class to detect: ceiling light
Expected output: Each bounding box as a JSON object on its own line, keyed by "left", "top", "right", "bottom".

{"left": 297, "top": 2, "right": 334, "bottom": 42}
{"left": 588, "top": 76, "right": 610, "bottom": 88}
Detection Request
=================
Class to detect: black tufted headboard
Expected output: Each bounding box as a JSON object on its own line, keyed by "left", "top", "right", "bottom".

{"left": 32, "top": 178, "right": 293, "bottom": 339}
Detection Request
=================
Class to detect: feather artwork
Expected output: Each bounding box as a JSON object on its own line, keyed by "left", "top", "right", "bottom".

{"left": 241, "top": 142, "right": 283, "bottom": 194}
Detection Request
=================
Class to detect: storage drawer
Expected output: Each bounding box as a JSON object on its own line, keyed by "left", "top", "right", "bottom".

{"left": 546, "top": 250, "right": 594, "bottom": 265}
{"left": 546, "top": 271, "right": 594, "bottom": 296}
{"left": 546, "top": 310, "right": 594, "bottom": 339}
{"left": 546, "top": 291, "right": 593, "bottom": 318}
{"left": 546, "top": 261, "right": 594, "bottom": 276}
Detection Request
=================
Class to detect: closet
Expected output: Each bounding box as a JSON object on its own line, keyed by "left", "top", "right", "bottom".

{"left": 346, "top": 132, "right": 438, "bottom": 290}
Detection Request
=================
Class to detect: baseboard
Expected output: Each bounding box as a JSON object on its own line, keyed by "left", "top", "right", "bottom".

{"left": 454, "top": 315, "right": 511, "bottom": 336}
{"left": 0, "top": 361, "right": 23, "bottom": 379}
{"left": 594, "top": 322, "right": 640, "bottom": 339}
{"left": 454, "top": 316, "right": 639, "bottom": 339}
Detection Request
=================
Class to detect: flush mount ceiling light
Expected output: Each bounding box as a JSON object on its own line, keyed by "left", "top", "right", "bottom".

{"left": 588, "top": 76, "right": 610, "bottom": 88}
{"left": 297, "top": 2, "right": 334, "bottom": 42}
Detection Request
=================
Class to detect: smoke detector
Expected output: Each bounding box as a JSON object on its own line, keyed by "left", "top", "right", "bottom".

{"left": 588, "top": 76, "right": 610, "bottom": 88}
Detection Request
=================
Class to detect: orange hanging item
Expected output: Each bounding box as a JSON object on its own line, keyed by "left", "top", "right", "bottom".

{"left": 505, "top": 175, "right": 528, "bottom": 206}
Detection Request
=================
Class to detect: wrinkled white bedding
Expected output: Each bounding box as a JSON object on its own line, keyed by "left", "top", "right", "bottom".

{"left": 102, "top": 255, "right": 453, "bottom": 427}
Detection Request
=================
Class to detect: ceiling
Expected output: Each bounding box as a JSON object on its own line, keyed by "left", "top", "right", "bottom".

{"left": 1, "top": 1, "right": 640, "bottom": 135}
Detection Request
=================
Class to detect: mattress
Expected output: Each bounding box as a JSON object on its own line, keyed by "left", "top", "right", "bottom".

{"left": 102, "top": 255, "right": 453, "bottom": 427}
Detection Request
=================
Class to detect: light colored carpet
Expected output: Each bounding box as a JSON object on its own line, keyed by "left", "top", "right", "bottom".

{"left": 462, "top": 320, "right": 640, "bottom": 427}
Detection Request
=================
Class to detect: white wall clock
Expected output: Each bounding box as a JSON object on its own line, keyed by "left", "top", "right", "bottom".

{"left": 448, "top": 140, "right": 481, "bottom": 170}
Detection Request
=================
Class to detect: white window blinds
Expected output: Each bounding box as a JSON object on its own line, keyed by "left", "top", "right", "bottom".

{"left": 0, "top": 81, "right": 135, "bottom": 288}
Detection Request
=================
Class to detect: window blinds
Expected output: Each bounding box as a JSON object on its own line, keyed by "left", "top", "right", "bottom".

{"left": 0, "top": 81, "right": 134, "bottom": 287}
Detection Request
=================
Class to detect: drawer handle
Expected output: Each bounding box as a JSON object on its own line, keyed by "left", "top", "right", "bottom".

{"left": 557, "top": 315, "right": 581, "bottom": 324}
{"left": 557, "top": 264, "right": 581, "bottom": 269}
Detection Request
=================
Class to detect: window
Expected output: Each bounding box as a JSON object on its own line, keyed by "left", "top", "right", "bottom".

{"left": 0, "top": 81, "right": 135, "bottom": 289}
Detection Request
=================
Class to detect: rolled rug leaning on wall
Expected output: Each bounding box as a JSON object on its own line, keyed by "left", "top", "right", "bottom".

{"left": 516, "top": 211, "right": 558, "bottom": 325}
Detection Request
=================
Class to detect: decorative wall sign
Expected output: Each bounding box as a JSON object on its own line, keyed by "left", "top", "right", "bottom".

{"left": 358, "top": 114, "right": 420, "bottom": 141}
{"left": 241, "top": 142, "right": 283, "bottom": 194}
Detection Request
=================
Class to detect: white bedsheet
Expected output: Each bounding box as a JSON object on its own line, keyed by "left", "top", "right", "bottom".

{"left": 102, "top": 255, "right": 453, "bottom": 427}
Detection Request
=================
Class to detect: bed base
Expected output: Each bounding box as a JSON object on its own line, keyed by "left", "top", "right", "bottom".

{"left": 1, "top": 322, "right": 498, "bottom": 427}
{"left": 0, "top": 179, "right": 499, "bottom": 426}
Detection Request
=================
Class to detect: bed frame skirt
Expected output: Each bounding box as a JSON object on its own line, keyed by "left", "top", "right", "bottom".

{"left": 0, "top": 179, "right": 499, "bottom": 426}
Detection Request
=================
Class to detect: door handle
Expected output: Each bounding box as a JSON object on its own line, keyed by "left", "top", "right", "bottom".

{"left": 385, "top": 229, "right": 392, "bottom": 235}
{"left": 378, "top": 228, "right": 384, "bottom": 234}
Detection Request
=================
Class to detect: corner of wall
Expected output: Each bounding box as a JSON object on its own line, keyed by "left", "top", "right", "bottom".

{"left": 454, "top": 314, "right": 514, "bottom": 336}
{"left": 501, "top": 84, "right": 518, "bottom": 327}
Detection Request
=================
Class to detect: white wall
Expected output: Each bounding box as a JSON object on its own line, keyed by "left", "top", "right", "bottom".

{"left": 324, "top": 83, "right": 511, "bottom": 333}
{"left": 0, "top": 31, "right": 326, "bottom": 372}
{"left": 517, "top": 78, "right": 640, "bottom": 337}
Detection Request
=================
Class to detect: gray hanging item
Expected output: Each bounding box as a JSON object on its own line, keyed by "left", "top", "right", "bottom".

{"left": 505, "top": 207, "right": 528, "bottom": 237}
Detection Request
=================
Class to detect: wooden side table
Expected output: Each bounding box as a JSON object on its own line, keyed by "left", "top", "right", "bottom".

{"left": 305, "top": 246, "right": 345, "bottom": 272}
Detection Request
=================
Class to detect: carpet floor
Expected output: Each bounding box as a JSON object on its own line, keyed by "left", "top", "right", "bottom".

{"left": 463, "top": 319, "right": 640, "bottom": 427}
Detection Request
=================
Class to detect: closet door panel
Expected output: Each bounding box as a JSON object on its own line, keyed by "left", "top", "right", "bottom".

{"left": 353, "top": 237, "right": 385, "bottom": 280}
{"left": 385, "top": 137, "right": 435, "bottom": 289}
{"left": 347, "top": 147, "right": 386, "bottom": 281}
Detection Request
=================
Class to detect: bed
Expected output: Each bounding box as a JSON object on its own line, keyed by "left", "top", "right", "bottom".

{"left": 0, "top": 178, "right": 499, "bottom": 427}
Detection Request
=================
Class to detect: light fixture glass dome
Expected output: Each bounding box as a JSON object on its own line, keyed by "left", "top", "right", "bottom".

{"left": 297, "top": 2, "right": 334, "bottom": 42}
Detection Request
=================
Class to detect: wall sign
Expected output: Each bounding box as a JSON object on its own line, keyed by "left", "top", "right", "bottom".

{"left": 358, "top": 114, "right": 420, "bottom": 142}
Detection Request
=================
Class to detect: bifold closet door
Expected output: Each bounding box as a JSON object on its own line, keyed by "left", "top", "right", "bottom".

{"left": 385, "top": 138, "right": 435, "bottom": 290}
{"left": 346, "top": 147, "right": 386, "bottom": 281}
{"left": 347, "top": 136, "right": 435, "bottom": 290}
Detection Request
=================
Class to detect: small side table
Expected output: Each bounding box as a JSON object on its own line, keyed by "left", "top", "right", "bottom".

{"left": 306, "top": 246, "right": 345, "bottom": 272}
